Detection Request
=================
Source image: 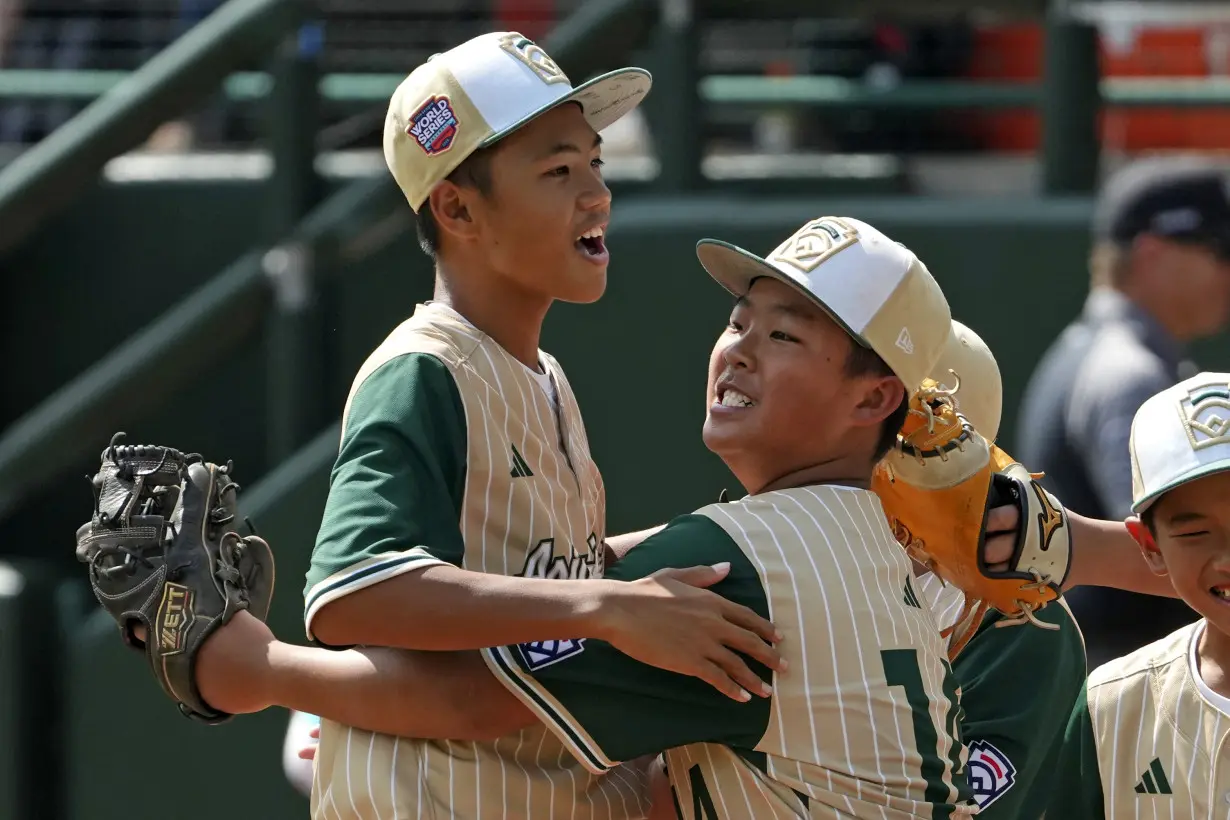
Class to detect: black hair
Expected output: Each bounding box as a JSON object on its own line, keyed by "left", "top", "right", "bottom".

{"left": 414, "top": 146, "right": 496, "bottom": 258}
{"left": 1141, "top": 505, "right": 1157, "bottom": 536}
{"left": 844, "top": 341, "right": 909, "bottom": 462}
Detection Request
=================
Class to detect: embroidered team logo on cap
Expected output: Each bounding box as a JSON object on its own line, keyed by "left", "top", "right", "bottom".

{"left": 498, "top": 32, "right": 570, "bottom": 86}
{"left": 407, "top": 95, "right": 459, "bottom": 156}
{"left": 768, "top": 216, "right": 860, "bottom": 273}
{"left": 1178, "top": 381, "right": 1230, "bottom": 450}
{"left": 967, "top": 739, "right": 1017, "bottom": 809}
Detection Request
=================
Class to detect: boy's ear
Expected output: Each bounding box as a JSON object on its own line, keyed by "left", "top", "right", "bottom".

{"left": 429, "top": 183, "right": 480, "bottom": 242}
{"left": 1125, "top": 516, "right": 1168, "bottom": 576}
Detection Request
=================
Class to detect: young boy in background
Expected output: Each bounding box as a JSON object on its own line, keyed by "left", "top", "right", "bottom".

{"left": 1049, "top": 371, "right": 1230, "bottom": 819}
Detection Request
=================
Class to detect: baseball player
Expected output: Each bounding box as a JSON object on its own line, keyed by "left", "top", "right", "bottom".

{"left": 187, "top": 215, "right": 976, "bottom": 818}
{"left": 895, "top": 323, "right": 1087, "bottom": 818}
{"left": 465, "top": 217, "right": 980, "bottom": 819}
{"left": 283, "top": 313, "right": 1182, "bottom": 819}
{"left": 908, "top": 320, "right": 1214, "bottom": 819}
{"left": 1045, "top": 371, "right": 1230, "bottom": 819}
{"left": 190, "top": 30, "right": 786, "bottom": 820}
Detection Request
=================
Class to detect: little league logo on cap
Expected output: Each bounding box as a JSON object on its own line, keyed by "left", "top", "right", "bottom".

{"left": 1130, "top": 372, "right": 1230, "bottom": 513}
{"left": 695, "top": 216, "right": 952, "bottom": 390}
{"left": 768, "top": 217, "right": 861, "bottom": 273}
{"left": 1179, "top": 380, "right": 1230, "bottom": 448}
{"left": 408, "top": 96, "right": 460, "bottom": 156}
{"left": 497, "top": 32, "right": 570, "bottom": 86}
{"left": 382, "top": 31, "right": 652, "bottom": 212}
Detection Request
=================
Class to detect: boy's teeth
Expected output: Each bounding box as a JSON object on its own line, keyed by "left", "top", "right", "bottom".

{"left": 720, "top": 390, "right": 754, "bottom": 408}
{"left": 1212, "top": 586, "right": 1230, "bottom": 600}
{"left": 579, "top": 226, "right": 604, "bottom": 239}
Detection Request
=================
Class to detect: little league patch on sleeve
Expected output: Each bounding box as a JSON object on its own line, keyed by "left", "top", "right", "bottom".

{"left": 518, "top": 638, "right": 586, "bottom": 671}
{"left": 407, "top": 95, "right": 459, "bottom": 155}
{"left": 967, "top": 740, "right": 1017, "bottom": 809}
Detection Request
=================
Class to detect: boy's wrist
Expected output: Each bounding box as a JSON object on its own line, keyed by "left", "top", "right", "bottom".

{"left": 571, "top": 579, "right": 630, "bottom": 643}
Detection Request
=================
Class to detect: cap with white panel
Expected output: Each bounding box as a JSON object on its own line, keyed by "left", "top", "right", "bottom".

{"left": 1130, "top": 371, "right": 1230, "bottom": 513}
{"left": 383, "top": 31, "right": 652, "bottom": 212}
{"left": 696, "top": 216, "right": 952, "bottom": 391}
{"left": 929, "top": 320, "right": 1003, "bottom": 442}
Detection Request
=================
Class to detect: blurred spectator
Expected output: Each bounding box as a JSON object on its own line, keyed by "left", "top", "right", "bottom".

{"left": 1017, "top": 156, "right": 1230, "bottom": 668}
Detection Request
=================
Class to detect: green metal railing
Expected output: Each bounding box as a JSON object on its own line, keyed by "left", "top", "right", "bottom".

{"left": 0, "top": 0, "right": 314, "bottom": 257}
{"left": 3, "top": 70, "right": 1226, "bottom": 109}
{"left": 0, "top": 0, "right": 659, "bottom": 520}
{"left": 0, "top": 174, "right": 400, "bottom": 519}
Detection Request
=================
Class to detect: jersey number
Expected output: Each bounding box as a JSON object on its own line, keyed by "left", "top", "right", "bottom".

{"left": 881, "top": 649, "right": 967, "bottom": 819}
{"left": 673, "top": 652, "right": 964, "bottom": 820}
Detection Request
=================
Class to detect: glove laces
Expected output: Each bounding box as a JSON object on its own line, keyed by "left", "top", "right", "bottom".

{"left": 894, "top": 372, "right": 966, "bottom": 467}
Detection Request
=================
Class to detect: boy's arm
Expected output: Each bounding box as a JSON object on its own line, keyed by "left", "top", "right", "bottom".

{"left": 605, "top": 525, "right": 665, "bottom": 564}
{"left": 951, "top": 601, "right": 1086, "bottom": 818}
{"left": 195, "top": 523, "right": 770, "bottom": 743}
{"left": 1062, "top": 512, "right": 1179, "bottom": 598}
{"left": 305, "top": 354, "right": 781, "bottom": 696}
{"left": 1045, "top": 685, "right": 1106, "bottom": 820}
{"left": 263, "top": 646, "right": 535, "bottom": 742}
{"left": 480, "top": 514, "right": 775, "bottom": 773}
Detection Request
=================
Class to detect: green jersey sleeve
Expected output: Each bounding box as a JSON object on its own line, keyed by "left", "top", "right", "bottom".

{"left": 1045, "top": 685, "right": 1105, "bottom": 820}
{"left": 952, "top": 600, "right": 1086, "bottom": 818}
{"left": 303, "top": 352, "right": 467, "bottom": 641}
{"left": 480, "top": 514, "right": 773, "bottom": 775}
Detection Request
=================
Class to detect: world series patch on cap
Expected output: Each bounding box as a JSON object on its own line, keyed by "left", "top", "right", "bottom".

{"left": 383, "top": 31, "right": 653, "bottom": 212}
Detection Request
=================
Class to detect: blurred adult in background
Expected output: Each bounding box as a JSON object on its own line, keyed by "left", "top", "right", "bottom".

{"left": 1017, "top": 157, "right": 1230, "bottom": 668}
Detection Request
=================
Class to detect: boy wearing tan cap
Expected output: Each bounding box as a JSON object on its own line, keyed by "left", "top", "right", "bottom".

{"left": 181, "top": 31, "right": 782, "bottom": 820}
{"left": 176, "top": 215, "right": 978, "bottom": 819}
{"left": 1048, "top": 371, "right": 1230, "bottom": 818}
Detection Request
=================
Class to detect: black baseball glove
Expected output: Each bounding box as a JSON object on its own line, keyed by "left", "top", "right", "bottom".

{"left": 74, "top": 433, "right": 275, "bottom": 724}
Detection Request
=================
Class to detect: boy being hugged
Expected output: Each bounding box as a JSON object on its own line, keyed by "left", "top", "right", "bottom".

{"left": 1050, "top": 371, "right": 1230, "bottom": 819}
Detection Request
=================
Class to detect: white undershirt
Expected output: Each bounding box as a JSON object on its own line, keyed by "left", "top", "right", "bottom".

{"left": 1189, "top": 620, "right": 1230, "bottom": 717}
{"left": 428, "top": 302, "right": 557, "bottom": 409}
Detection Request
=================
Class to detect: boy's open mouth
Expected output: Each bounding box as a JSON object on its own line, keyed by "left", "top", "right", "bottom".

{"left": 576, "top": 225, "right": 607, "bottom": 258}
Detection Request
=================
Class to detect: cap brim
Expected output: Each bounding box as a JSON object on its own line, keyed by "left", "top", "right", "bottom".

{"left": 695, "top": 238, "right": 871, "bottom": 348}
{"left": 480, "top": 67, "right": 652, "bottom": 148}
{"left": 1132, "top": 457, "right": 1230, "bottom": 514}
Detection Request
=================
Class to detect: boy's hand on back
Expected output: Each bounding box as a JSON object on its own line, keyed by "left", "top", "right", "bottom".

{"left": 593, "top": 563, "right": 785, "bottom": 703}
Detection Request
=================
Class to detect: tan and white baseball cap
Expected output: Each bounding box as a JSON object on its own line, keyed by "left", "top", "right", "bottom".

{"left": 383, "top": 31, "right": 651, "bottom": 213}
{"left": 696, "top": 216, "right": 952, "bottom": 390}
{"left": 1130, "top": 372, "right": 1230, "bottom": 514}
{"left": 929, "top": 320, "right": 1003, "bottom": 441}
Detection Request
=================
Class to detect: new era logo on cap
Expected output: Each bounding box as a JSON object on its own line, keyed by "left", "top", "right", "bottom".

{"left": 1129, "top": 372, "right": 1230, "bottom": 513}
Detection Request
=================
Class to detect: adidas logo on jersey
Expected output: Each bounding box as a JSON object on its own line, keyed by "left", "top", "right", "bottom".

{"left": 902, "top": 577, "right": 922, "bottom": 608}
{"left": 510, "top": 444, "right": 534, "bottom": 478}
{"left": 1134, "top": 758, "right": 1173, "bottom": 795}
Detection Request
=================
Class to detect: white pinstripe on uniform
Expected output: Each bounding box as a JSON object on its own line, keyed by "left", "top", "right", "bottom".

{"left": 663, "top": 486, "right": 973, "bottom": 819}
{"left": 310, "top": 304, "right": 650, "bottom": 819}
{"left": 1085, "top": 622, "right": 1230, "bottom": 819}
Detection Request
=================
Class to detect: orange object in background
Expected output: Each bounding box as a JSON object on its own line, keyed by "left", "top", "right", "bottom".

{"left": 493, "top": 0, "right": 556, "bottom": 42}
{"left": 962, "top": 22, "right": 1230, "bottom": 153}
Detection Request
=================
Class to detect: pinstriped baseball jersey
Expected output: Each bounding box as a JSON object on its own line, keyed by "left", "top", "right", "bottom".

{"left": 914, "top": 573, "right": 1086, "bottom": 818}
{"left": 483, "top": 485, "right": 978, "bottom": 819}
{"left": 1050, "top": 620, "right": 1230, "bottom": 819}
{"left": 303, "top": 301, "right": 649, "bottom": 819}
